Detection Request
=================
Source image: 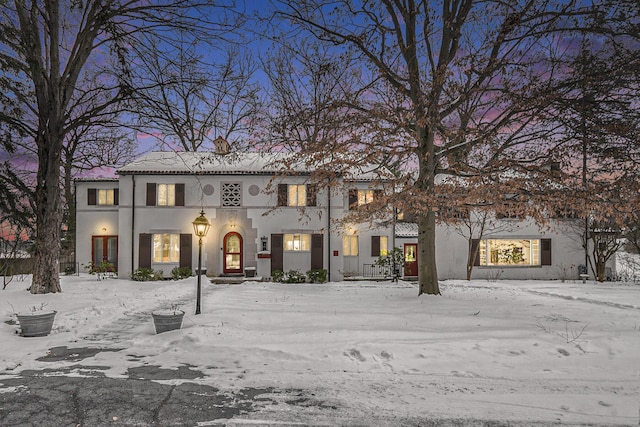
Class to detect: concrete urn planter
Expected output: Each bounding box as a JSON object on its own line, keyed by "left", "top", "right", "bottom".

{"left": 17, "top": 310, "right": 57, "bottom": 337}
{"left": 151, "top": 310, "right": 185, "bottom": 334}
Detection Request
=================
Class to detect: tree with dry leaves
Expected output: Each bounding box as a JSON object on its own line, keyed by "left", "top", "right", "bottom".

{"left": 271, "top": 0, "right": 639, "bottom": 294}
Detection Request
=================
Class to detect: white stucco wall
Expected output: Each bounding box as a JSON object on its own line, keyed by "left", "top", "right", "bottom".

{"left": 76, "top": 167, "right": 592, "bottom": 282}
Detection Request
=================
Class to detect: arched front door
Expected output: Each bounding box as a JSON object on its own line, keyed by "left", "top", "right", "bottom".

{"left": 223, "top": 232, "right": 243, "bottom": 274}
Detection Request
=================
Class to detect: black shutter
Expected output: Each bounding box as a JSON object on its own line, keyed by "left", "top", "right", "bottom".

{"left": 471, "top": 239, "right": 481, "bottom": 266}
{"left": 175, "top": 183, "right": 185, "bottom": 206}
{"left": 306, "top": 184, "right": 317, "bottom": 207}
{"left": 87, "top": 188, "right": 97, "bottom": 205}
{"left": 179, "top": 234, "right": 192, "bottom": 269}
{"left": 541, "top": 239, "right": 552, "bottom": 266}
{"left": 277, "top": 184, "right": 288, "bottom": 206}
{"left": 371, "top": 236, "right": 380, "bottom": 257}
{"left": 374, "top": 189, "right": 383, "bottom": 202}
{"left": 348, "top": 189, "right": 358, "bottom": 211}
{"left": 139, "top": 234, "right": 152, "bottom": 268}
{"left": 146, "top": 183, "right": 156, "bottom": 206}
{"left": 113, "top": 189, "right": 119, "bottom": 206}
{"left": 271, "top": 234, "right": 284, "bottom": 273}
{"left": 311, "top": 234, "right": 323, "bottom": 270}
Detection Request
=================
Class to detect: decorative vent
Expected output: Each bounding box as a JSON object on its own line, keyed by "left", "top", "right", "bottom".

{"left": 222, "top": 183, "right": 241, "bottom": 207}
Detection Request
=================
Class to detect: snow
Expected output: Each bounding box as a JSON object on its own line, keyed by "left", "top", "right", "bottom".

{"left": 1, "top": 275, "right": 639, "bottom": 425}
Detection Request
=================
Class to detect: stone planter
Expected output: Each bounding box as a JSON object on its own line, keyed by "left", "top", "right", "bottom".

{"left": 151, "top": 310, "right": 185, "bottom": 334}
{"left": 17, "top": 310, "right": 57, "bottom": 337}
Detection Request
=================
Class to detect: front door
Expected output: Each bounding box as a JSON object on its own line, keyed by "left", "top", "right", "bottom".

{"left": 404, "top": 243, "right": 418, "bottom": 276}
{"left": 92, "top": 236, "right": 118, "bottom": 271}
{"left": 223, "top": 232, "right": 243, "bottom": 274}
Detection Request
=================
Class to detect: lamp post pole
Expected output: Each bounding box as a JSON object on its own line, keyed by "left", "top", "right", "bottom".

{"left": 192, "top": 210, "right": 211, "bottom": 315}
{"left": 196, "top": 235, "right": 203, "bottom": 315}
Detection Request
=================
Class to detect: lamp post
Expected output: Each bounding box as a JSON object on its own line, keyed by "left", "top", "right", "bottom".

{"left": 192, "top": 210, "right": 211, "bottom": 315}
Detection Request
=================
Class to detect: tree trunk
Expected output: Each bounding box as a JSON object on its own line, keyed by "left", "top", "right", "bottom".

{"left": 466, "top": 237, "right": 474, "bottom": 281}
{"left": 418, "top": 210, "right": 440, "bottom": 295}
{"left": 31, "top": 141, "right": 63, "bottom": 294}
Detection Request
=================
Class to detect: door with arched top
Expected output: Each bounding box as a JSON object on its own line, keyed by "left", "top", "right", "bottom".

{"left": 223, "top": 232, "right": 243, "bottom": 274}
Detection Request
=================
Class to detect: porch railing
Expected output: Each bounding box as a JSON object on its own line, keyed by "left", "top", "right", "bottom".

{"left": 362, "top": 264, "right": 392, "bottom": 278}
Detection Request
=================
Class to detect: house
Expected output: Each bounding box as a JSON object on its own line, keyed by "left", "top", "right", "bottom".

{"left": 75, "top": 149, "right": 592, "bottom": 282}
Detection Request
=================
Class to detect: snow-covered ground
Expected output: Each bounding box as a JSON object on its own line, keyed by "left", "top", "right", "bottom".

{"left": 1, "top": 274, "right": 639, "bottom": 425}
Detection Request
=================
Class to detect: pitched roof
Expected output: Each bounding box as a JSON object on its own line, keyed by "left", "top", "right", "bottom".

{"left": 395, "top": 221, "right": 418, "bottom": 238}
{"left": 117, "top": 151, "right": 387, "bottom": 181}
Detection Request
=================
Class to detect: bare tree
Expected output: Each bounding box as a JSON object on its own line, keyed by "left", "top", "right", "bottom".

{"left": 131, "top": 35, "right": 261, "bottom": 152}
{"left": 0, "top": 0, "right": 240, "bottom": 294}
{"left": 271, "top": 0, "right": 635, "bottom": 294}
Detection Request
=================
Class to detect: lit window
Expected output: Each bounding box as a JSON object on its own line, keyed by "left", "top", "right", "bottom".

{"left": 98, "top": 189, "right": 115, "bottom": 205}
{"left": 288, "top": 185, "right": 307, "bottom": 207}
{"left": 379, "top": 236, "right": 388, "bottom": 256}
{"left": 358, "top": 190, "right": 374, "bottom": 206}
{"left": 343, "top": 235, "right": 359, "bottom": 256}
{"left": 157, "top": 184, "right": 176, "bottom": 206}
{"left": 284, "top": 234, "right": 310, "bottom": 251}
{"left": 479, "top": 239, "right": 540, "bottom": 266}
{"left": 153, "top": 233, "right": 180, "bottom": 263}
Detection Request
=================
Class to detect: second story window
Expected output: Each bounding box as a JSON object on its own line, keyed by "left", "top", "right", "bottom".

{"left": 157, "top": 184, "right": 175, "bottom": 206}
{"left": 146, "top": 183, "right": 185, "bottom": 207}
{"left": 348, "top": 189, "right": 382, "bottom": 210}
{"left": 288, "top": 184, "right": 306, "bottom": 206}
{"left": 87, "top": 188, "right": 119, "bottom": 206}
{"left": 277, "top": 184, "right": 317, "bottom": 207}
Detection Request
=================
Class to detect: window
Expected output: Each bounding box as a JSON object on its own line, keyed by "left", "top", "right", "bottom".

{"left": 479, "top": 239, "right": 540, "bottom": 266}
{"left": 153, "top": 233, "right": 180, "bottom": 263}
{"left": 157, "top": 184, "right": 175, "bottom": 206}
{"left": 87, "top": 188, "right": 118, "bottom": 206}
{"left": 288, "top": 185, "right": 306, "bottom": 206}
{"left": 98, "top": 189, "right": 115, "bottom": 205}
{"left": 371, "top": 236, "right": 388, "bottom": 256}
{"left": 348, "top": 189, "right": 381, "bottom": 210}
{"left": 146, "top": 183, "right": 184, "bottom": 206}
{"left": 222, "top": 183, "right": 242, "bottom": 207}
{"left": 284, "top": 234, "right": 310, "bottom": 251}
{"left": 343, "top": 235, "right": 359, "bottom": 256}
{"left": 278, "top": 184, "right": 316, "bottom": 207}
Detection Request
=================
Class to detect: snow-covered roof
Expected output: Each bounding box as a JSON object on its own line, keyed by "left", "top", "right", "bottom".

{"left": 395, "top": 222, "right": 418, "bottom": 238}
{"left": 117, "top": 151, "right": 386, "bottom": 181}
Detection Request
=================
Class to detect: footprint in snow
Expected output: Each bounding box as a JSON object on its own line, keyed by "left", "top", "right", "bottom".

{"left": 344, "top": 348, "right": 366, "bottom": 362}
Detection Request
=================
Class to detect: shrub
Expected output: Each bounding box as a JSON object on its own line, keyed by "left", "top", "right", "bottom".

{"left": 171, "top": 266, "right": 193, "bottom": 280}
{"left": 284, "top": 270, "right": 306, "bottom": 283}
{"left": 306, "top": 269, "right": 327, "bottom": 283}
{"left": 131, "top": 268, "right": 162, "bottom": 281}
{"left": 272, "top": 270, "right": 285, "bottom": 283}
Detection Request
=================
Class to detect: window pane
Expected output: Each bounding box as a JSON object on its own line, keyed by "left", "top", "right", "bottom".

{"left": 170, "top": 234, "right": 179, "bottom": 262}
{"left": 301, "top": 234, "right": 310, "bottom": 251}
{"left": 157, "top": 184, "right": 167, "bottom": 206}
{"left": 284, "top": 234, "right": 294, "bottom": 251}
{"left": 153, "top": 234, "right": 162, "bottom": 262}
{"left": 167, "top": 184, "right": 175, "bottom": 206}
{"left": 350, "top": 236, "right": 358, "bottom": 256}
{"left": 288, "top": 185, "right": 298, "bottom": 206}
{"left": 227, "top": 235, "right": 240, "bottom": 252}
{"left": 380, "top": 236, "right": 388, "bottom": 256}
